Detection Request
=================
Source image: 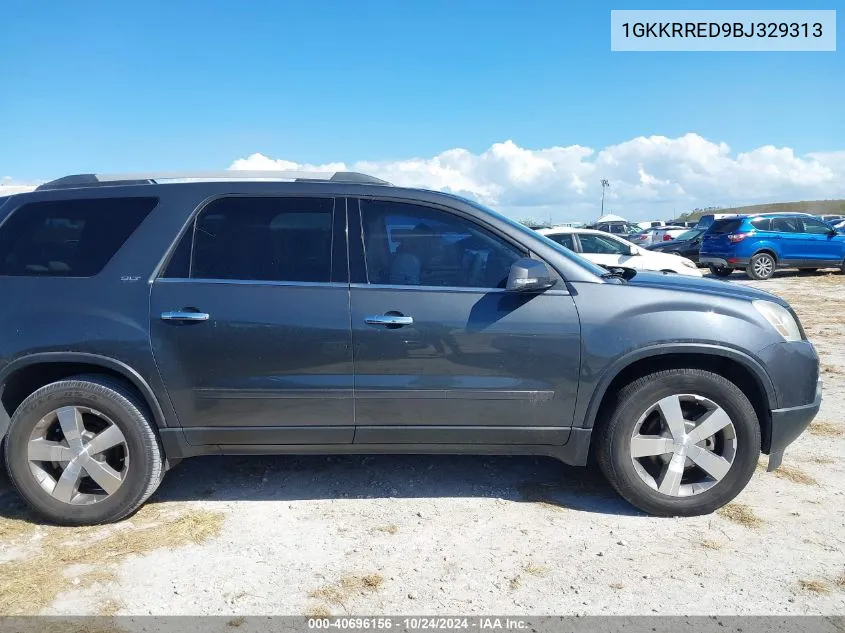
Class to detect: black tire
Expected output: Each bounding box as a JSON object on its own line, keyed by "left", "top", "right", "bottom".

{"left": 746, "top": 252, "right": 776, "bottom": 280}
{"left": 595, "top": 369, "right": 761, "bottom": 517}
{"left": 708, "top": 266, "right": 733, "bottom": 278}
{"left": 4, "top": 375, "right": 164, "bottom": 525}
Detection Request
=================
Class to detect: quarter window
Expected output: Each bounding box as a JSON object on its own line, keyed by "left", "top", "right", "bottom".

{"left": 359, "top": 200, "right": 523, "bottom": 288}
{"left": 170, "top": 197, "right": 334, "bottom": 282}
{"left": 749, "top": 217, "right": 771, "bottom": 231}
{"left": 0, "top": 197, "right": 157, "bottom": 277}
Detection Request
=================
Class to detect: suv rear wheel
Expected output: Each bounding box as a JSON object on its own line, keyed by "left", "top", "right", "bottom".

{"left": 746, "top": 252, "right": 776, "bottom": 280}
{"left": 596, "top": 369, "right": 760, "bottom": 516}
{"left": 4, "top": 376, "right": 164, "bottom": 525}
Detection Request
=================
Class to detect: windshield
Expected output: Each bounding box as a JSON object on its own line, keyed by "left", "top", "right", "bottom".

{"left": 460, "top": 200, "right": 610, "bottom": 278}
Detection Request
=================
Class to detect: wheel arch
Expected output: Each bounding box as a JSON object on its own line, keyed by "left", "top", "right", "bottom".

{"left": 0, "top": 353, "right": 169, "bottom": 438}
{"left": 583, "top": 345, "right": 777, "bottom": 453}
{"left": 751, "top": 247, "right": 778, "bottom": 263}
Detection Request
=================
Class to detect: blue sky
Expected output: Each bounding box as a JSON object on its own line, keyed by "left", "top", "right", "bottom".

{"left": 1, "top": 0, "right": 842, "bottom": 220}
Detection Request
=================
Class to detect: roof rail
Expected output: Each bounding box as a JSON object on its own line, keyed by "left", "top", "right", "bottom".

{"left": 35, "top": 170, "right": 391, "bottom": 191}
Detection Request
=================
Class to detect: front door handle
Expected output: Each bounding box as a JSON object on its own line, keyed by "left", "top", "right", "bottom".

{"left": 365, "top": 314, "right": 414, "bottom": 327}
{"left": 161, "top": 310, "right": 210, "bottom": 322}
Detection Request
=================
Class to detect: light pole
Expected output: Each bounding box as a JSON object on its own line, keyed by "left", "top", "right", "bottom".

{"left": 600, "top": 179, "right": 610, "bottom": 218}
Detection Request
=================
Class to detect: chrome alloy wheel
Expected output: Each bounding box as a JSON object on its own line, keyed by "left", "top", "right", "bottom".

{"left": 27, "top": 406, "right": 129, "bottom": 505}
{"left": 753, "top": 256, "right": 774, "bottom": 278}
{"left": 630, "top": 394, "right": 737, "bottom": 497}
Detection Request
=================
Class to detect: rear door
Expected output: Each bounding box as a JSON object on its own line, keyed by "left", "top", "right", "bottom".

{"left": 348, "top": 198, "right": 581, "bottom": 446}
{"left": 149, "top": 195, "right": 354, "bottom": 446}
{"left": 770, "top": 216, "right": 803, "bottom": 262}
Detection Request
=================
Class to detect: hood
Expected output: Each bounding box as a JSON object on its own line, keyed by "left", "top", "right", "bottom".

{"left": 624, "top": 271, "right": 786, "bottom": 305}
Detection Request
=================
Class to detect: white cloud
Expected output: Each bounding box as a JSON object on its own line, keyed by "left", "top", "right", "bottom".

{"left": 0, "top": 177, "right": 38, "bottom": 197}
{"left": 230, "top": 134, "right": 845, "bottom": 222}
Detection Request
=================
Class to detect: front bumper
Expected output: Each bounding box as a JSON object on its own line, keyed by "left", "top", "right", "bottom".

{"left": 766, "top": 378, "right": 822, "bottom": 471}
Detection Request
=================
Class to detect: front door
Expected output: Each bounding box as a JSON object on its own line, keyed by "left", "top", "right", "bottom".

{"left": 348, "top": 198, "right": 581, "bottom": 446}
{"left": 149, "top": 195, "right": 354, "bottom": 446}
{"left": 798, "top": 216, "right": 843, "bottom": 264}
{"left": 770, "top": 216, "right": 804, "bottom": 262}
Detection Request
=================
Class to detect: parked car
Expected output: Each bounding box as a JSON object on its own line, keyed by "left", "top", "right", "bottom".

{"left": 832, "top": 219, "right": 845, "bottom": 231}
{"left": 699, "top": 213, "right": 845, "bottom": 280}
{"left": 817, "top": 214, "right": 843, "bottom": 224}
{"left": 694, "top": 214, "right": 741, "bottom": 229}
{"left": 538, "top": 227, "right": 702, "bottom": 276}
{"left": 0, "top": 171, "right": 820, "bottom": 523}
{"left": 628, "top": 225, "right": 688, "bottom": 248}
{"left": 588, "top": 220, "right": 642, "bottom": 235}
{"left": 647, "top": 228, "right": 707, "bottom": 263}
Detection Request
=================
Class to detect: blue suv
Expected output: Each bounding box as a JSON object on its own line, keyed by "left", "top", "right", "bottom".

{"left": 699, "top": 213, "right": 845, "bottom": 280}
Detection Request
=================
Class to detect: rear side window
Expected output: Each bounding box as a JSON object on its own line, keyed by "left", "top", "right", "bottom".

{"left": 545, "top": 233, "right": 575, "bottom": 250}
{"left": 167, "top": 197, "right": 335, "bottom": 282}
{"left": 0, "top": 197, "right": 157, "bottom": 277}
{"left": 750, "top": 217, "right": 771, "bottom": 231}
{"left": 771, "top": 217, "right": 802, "bottom": 233}
{"left": 708, "top": 219, "right": 744, "bottom": 234}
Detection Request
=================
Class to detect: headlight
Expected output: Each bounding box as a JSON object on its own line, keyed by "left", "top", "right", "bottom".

{"left": 752, "top": 300, "right": 802, "bottom": 342}
{"left": 681, "top": 259, "right": 696, "bottom": 269}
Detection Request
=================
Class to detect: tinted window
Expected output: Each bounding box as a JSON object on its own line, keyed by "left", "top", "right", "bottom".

{"left": 708, "top": 219, "right": 744, "bottom": 234}
{"left": 190, "top": 197, "right": 334, "bottom": 282}
{"left": 0, "top": 197, "right": 156, "bottom": 277}
{"left": 577, "top": 234, "right": 629, "bottom": 255}
{"left": 771, "top": 217, "right": 802, "bottom": 233}
{"left": 750, "top": 217, "right": 771, "bottom": 231}
{"left": 545, "top": 233, "right": 575, "bottom": 250}
{"left": 801, "top": 218, "right": 834, "bottom": 235}
{"left": 360, "top": 200, "right": 523, "bottom": 288}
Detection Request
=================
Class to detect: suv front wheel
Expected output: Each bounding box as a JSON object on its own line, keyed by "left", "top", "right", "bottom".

{"left": 596, "top": 369, "right": 761, "bottom": 516}
{"left": 4, "top": 376, "right": 164, "bottom": 525}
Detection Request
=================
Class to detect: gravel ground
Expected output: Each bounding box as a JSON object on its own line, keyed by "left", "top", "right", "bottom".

{"left": 1, "top": 270, "right": 843, "bottom": 616}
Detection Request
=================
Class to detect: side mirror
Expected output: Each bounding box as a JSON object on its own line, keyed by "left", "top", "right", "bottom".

{"left": 828, "top": 228, "right": 838, "bottom": 237}
{"left": 629, "top": 245, "right": 641, "bottom": 256}
{"left": 506, "top": 258, "right": 556, "bottom": 292}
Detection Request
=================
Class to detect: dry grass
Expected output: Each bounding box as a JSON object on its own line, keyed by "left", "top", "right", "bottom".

{"left": 227, "top": 617, "right": 247, "bottom": 628}
{"left": 718, "top": 503, "right": 764, "bottom": 529}
{"left": 809, "top": 421, "right": 843, "bottom": 438}
{"left": 98, "top": 598, "right": 125, "bottom": 617}
{"left": 836, "top": 571, "right": 845, "bottom": 590}
{"left": 523, "top": 562, "right": 549, "bottom": 577}
{"left": 699, "top": 539, "right": 724, "bottom": 551}
{"left": 798, "top": 579, "right": 831, "bottom": 594}
{"left": 0, "top": 503, "right": 226, "bottom": 614}
{"left": 308, "top": 574, "right": 384, "bottom": 607}
{"left": 306, "top": 604, "right": 333, "bottom": 618}
{"left": 373, "top": 524, "right": 398, "bottom": 535}
{"left": 609, "top": 582, "right": 626, "bottom": 590}
{"left": 821, "top": 363, "right": 845, "bottom": 376}
{"left": 773, "top": 464, "right": 818, "bottom": 486}
{"left": 508, "top": 575, "right": 522, "bottom": 590}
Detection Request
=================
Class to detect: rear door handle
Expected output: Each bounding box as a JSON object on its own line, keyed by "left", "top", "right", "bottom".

{"left": 365, "top": 314, "right": 414, "bottom": 327}
{"left": 161, "top": 310, "right": 210, "bottom": 322}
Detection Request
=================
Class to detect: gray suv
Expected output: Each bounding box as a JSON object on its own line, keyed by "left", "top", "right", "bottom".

{"left": 0, "top": 171, "right": 821, "bottom": 524}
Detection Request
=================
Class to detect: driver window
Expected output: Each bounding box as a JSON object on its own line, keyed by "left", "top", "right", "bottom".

{"left": 578, "top": 234, "right": 629, "bottom": 255}
{"left": 801, "top": 218, "right": 833, "bottom": 235}
{"left": 360, "top": 200, "right": 524, "bottom": 288}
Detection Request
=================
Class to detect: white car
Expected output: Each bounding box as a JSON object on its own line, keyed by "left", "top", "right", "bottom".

{"left": 538, "top": 227, "right": 703, "bottom": 277}
{"left": 627, "top": 225, "right": 688, "bottom": 247}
